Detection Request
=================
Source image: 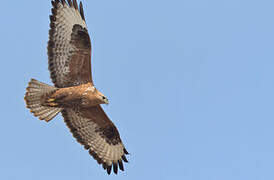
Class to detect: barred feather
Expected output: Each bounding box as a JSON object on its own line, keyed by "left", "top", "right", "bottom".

{"left": 24, "top": 79, "right": 62, "bottom": 122}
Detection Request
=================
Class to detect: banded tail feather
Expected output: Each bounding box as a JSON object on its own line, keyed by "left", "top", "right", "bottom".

{"left": 25, "top": 0, "right": 130, "bottom": 175}
{"left": 24, "top": 79, "right": 63, "bottom": 122}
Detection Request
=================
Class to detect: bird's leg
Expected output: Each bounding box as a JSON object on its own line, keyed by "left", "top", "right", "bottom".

{"left": 42, "top": 89, "right": 68, "bottom": 107}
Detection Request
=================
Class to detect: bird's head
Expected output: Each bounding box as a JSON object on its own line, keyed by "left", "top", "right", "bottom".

{"left": 94, "top": 89, "right": 109, "bottom": 105}
{"left": 81, "top": 85, "right": 109, "bottom": 107}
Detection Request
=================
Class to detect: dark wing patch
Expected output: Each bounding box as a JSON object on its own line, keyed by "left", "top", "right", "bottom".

{"left": 62, "top": 106, "right": 129, "bottom": 175}
{"left": 48, "top": 0, "right": 93, "bottom": 88}
{"left": 66, "top": 24, "right": 92, "bottom": 86}
{"left": 71, "top": 25, "right": 91, "bottom": 49}
{"left": 101, "top": 125, "right": 121, "bottom": 145}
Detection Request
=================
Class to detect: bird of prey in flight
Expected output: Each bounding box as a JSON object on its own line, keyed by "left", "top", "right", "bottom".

{"left": 24, "top": 0, "right": 129, "bottom": 175}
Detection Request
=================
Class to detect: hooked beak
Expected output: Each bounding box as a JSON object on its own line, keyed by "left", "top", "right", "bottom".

{"left": 105, "top": 98, "right": 109, "bottom": 105}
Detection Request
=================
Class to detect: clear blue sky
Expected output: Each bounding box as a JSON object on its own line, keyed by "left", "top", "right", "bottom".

{"left": 1, "top": 0, "right": 274, "bottom": 179}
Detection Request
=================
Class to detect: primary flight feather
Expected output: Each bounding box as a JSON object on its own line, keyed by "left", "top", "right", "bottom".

{"left": 24, "top": 0, "right": 129, "bottom": 175}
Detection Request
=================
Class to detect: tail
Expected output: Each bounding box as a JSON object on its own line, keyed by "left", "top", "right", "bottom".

{"left": 24, "top": 79, "right": 63, "bottom": 122}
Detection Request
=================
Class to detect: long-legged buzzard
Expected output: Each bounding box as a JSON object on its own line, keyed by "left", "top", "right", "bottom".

{"left": 24, "top": 0, "right": 129, "bottom": 175}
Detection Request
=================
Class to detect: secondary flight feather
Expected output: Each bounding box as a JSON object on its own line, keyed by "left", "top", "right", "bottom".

{"left": 24, "top": 0, "right": 129, "bottom": 175}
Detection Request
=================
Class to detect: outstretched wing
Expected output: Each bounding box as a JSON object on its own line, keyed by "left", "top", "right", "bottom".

{"left": 62, "top": 106, "right": 129, "bottom": 174}
{"left": 48, "top": 0, "right": 92, "bottom": 88}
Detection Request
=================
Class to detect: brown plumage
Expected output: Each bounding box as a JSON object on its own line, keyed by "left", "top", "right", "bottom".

{"left": 24, "top": 0, "right": 129, "bottom": 175}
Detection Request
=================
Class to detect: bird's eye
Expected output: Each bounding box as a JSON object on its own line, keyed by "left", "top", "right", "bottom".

{"left": 102, "top": 96, "right": 106, "bottom": 100}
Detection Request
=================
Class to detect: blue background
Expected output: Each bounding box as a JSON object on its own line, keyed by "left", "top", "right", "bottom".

{"left": 1, "top": 0, "right": 274, "bottom": 179}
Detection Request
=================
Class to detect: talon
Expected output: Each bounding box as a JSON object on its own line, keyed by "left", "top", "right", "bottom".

{"left": 49, "top": 102, "right": 58, "bottom": 107}
{"left": 47, "top": 98, "right": 55, "bottom": 102}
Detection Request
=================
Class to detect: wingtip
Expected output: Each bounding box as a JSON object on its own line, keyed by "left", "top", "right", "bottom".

{"left": 122, "top": 155, "right": 129, "bottom": 163}
{"left": 61, "top": 0, "right": 66, "bottom": 5}
{"left": 67, "top": 0, "right": 72, "bottom": 6}
{"left": 107, "top": 165, "right": 112, "bottom": 175}
{"left": 73, "top": 0, "right": 78, "bottom": 10}
{"left": 102, "top": 161, "right": 126, "bottom": 175}
{"left": 113, "top": 163, "right": 118, "bottom": 174}
{"left": 124, "top": 148, "right": 129, "bottom": 155}
{"left": 79, "top": 1, "right": 85, "bottom": 21}
{"left": 118, "top": 160, "right": 124, "bottom": 171}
